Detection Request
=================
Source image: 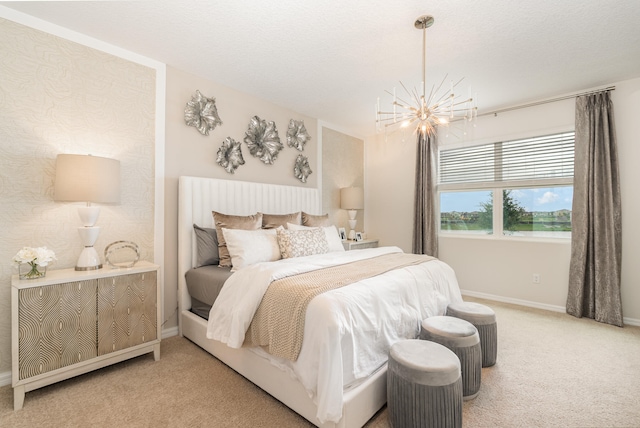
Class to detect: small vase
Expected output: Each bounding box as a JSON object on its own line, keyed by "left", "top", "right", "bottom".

{"left": 19, "top": 262, "right": 46, "bottom": 280}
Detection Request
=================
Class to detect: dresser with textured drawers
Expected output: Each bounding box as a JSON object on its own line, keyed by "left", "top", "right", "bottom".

{"left": 11, "top": 261, "right": 160, "bottom": 410}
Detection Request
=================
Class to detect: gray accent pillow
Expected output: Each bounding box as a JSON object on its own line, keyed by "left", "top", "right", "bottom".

{"left": 302, "top": 211, "right": 331, "bottom": 227}
{"left": 193, "top": 224, "right": 219, "bottom": 267}
{"left": 262, "top": 212, "right": 302, "bottom": 229}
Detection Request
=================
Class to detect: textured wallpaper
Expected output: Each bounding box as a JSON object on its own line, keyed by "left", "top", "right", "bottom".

{"left": 321, "top": 127, "right": 364, "bottom": 233}
{"left": 0, "top": 18, "right": 155, "bottom": 374}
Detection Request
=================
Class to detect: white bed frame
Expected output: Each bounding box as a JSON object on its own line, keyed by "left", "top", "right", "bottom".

{"left": 177, "top": 176, "right": 387, "bottom": 428}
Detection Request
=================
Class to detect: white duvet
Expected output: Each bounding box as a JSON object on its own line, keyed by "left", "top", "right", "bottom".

{"left": 207, "top": 246, "right": 462, "bottom": 423}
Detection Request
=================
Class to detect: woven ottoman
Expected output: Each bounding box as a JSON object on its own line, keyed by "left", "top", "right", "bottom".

{"left": 447, "top": 301, "right": 497, "bottom": 367}
{"left": 420, "top": 316, "right": 481, "bottom": 400}
{"left": 387, "top": 339, "right": 463, "bottom": 428}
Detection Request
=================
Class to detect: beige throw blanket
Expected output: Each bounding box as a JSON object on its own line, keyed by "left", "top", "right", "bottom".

{"left": 247, "top": 252, "right": 435, "bottom": 361}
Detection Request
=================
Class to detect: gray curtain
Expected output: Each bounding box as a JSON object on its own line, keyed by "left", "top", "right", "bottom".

{"left": 413, "top": 132, "right": 438, "bottom": 257}
{"left": 566, "top": 91, "right": 623, "bottom": 326}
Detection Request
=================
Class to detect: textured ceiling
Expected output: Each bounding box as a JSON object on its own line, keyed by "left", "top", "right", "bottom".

{"left": 3, "top": 0, "right": 640, "bottom": 137}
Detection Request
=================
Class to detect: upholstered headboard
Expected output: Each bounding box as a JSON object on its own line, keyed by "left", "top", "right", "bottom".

{"left": 177, "top": 176, "right": 321, "bottom": 330}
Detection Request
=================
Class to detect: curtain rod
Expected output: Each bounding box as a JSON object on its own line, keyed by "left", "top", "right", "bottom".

{"left": 478, "top": 86, "right": 616, "bottom": 118}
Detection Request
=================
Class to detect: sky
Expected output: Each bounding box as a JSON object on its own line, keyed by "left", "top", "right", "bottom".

{"left": 440, "top": 187, "right": 573, "bottom": 213}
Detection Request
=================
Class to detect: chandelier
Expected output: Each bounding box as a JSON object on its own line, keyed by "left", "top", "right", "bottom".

{"left": 375, "top": 15, "right": 477, "bottom": 137}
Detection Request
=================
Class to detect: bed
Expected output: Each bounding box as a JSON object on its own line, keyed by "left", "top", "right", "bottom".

{"left": 177, "top": 176, "right": 462, "bottom": 428}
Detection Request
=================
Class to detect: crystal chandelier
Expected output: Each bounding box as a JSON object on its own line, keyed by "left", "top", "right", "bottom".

{"left": 376, "top": 15, "right": 477, "bottom": 137}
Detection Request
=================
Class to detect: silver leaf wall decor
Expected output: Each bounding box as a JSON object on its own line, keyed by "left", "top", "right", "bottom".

{"left": 286, "top": 119, "right": 311, "bottom": 151}
{"left": 216, "top": 137, "right": 245, "bottom": 174}
{"left": 243, "top": 115, "right": 283, "bottom": 165}
{"left": 293, "top": 154, "right": 312, "bottom": 183}
{"left": 184, "top": 90, "right": 223, "bottom": 135}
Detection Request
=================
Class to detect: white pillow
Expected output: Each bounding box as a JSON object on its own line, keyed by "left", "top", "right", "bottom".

{"left": 221, "top": 227, "right": 281, "bottom": 272}
{"left": 287, "top": 223, "right": 345, "bottom": 253}
{"left": 276, "top": 227, "right": 329, "bottom": 259}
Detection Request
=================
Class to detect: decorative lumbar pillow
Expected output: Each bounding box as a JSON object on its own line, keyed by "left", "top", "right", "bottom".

{"left": 287, "top": 223, "right": 345, "bottom": 253}
{"left": 193, "top": 224, "right": 219, "bottom": 267}
{"left": 276, "top": 227, "right": 329, "bottom": 259}
{"left": 301, "top": 211, "right": 331, "bottom": 227}
{"left": 262, "top": 212, "right": 302, "bottom": 229}
{"left": 222, "top": 228, "right": 281, "bottom": 272}
{"left": 212, "top": 211, "right": 263, "bottom": 268}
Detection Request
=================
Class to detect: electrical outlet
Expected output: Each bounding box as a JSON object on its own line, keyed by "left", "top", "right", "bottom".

{"left": 532, "top": 273, "right": 540, "bottom": 284}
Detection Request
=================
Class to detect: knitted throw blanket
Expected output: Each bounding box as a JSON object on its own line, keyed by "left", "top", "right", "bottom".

{"left": 246, "top": 252, "right": 435, "bottom": 361}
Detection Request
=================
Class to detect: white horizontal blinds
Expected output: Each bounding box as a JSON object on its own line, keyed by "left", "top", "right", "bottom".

{"left": 439, "top": 132, "right": 575, "bottom": 189}
{"left": 501, "top": 133, "right": 575, "bottom": 181}
{"left": 439, "top": 144, "right": 495, "bottom": 184}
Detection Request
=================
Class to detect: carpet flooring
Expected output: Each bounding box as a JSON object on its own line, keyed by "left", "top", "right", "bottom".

{"left": 1, "top": 297, "right": 639, "bottom": 427}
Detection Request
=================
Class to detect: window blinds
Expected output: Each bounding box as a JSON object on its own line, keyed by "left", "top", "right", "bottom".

{"left": 439, "top": 132, "right": 575, "bottom": 189}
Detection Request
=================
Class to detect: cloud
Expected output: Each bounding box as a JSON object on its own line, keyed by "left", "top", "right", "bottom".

{"left": 536, "top": 191, "right": 559, "bottom": 205}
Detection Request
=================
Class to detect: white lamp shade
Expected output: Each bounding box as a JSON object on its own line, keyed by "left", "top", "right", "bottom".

{"left": 54, "top": 154, "right": 121, "bottom": 204}
{"left": 340, "top": 187, "right": 364, "bottom": 210}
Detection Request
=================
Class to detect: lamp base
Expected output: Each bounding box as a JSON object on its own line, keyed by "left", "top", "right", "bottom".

{"left": 76, "top": 226, "right": 102, "bottom": 271}
{"left": 348, "top": 216, "right": 357, "bottom": 240}
{"left": 75, "top": 247, "right": 102, "bottom": 271}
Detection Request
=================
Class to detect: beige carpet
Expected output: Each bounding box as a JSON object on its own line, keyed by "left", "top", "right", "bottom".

{"left": 2, "top": 297, "right": 640, "bottom": 427}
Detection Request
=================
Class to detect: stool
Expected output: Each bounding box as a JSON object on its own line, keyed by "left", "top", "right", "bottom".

{"left": 446, "top": 301, "right": 497, "bottom": 367}
{"left": 388, "top": 339, "right": 462, "bottom": 428}
{"left": 420, "top": 316, "right": 481, "bottom": 400}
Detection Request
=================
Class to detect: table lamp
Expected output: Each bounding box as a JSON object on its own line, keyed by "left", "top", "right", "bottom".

{"left": 54, "top": 154, "right": 121, "bottom": 270}
{"left": 340, "top": 187, "right": 364, "bottom": 240}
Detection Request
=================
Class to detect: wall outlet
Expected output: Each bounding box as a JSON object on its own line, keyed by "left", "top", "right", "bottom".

{"left": 532, "top": 273, "right": 540, "bottom": 284}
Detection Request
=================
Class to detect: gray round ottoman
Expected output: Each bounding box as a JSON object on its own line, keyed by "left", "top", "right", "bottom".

{"left": 446, "top": 301, "right": 497, "bottom": 367}
{"left": 387, "top": 339, "right": 462, "bottom": 428}
{"left": 420, "top": 316, "right": 481, "bottom": 400}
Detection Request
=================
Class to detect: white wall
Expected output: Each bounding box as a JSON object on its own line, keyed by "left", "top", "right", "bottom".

{"left": 366, "top": 77, "right": 640, "bottom": 323}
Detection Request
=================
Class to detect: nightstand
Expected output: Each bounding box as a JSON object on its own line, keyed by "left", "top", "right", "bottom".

{"left": 342, "top": 239, "right": 379, "bottom": 251}
{"left": 11, "top": 261, "right": 160, "bottom": 410}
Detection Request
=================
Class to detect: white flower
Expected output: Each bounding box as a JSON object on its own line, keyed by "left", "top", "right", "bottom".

{"left": 12, "top": 246, "right": 57, "bottom": 267}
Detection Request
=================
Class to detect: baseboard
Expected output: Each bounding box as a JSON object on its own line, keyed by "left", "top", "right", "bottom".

{"left": 460, "top": 289, "right": 566, "bottom": 313}
{"left": 162, "top": 326, "right": 178, "bottom": 339}
{"left": 0, "top": 370, "right": 10, "bottom": 387}
{"left": 460, "top": 289, "right": 640, "bottom": 327}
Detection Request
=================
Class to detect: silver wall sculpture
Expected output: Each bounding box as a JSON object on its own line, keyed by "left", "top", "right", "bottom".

{"left": 286, "top": 119, "right": 311, "bottom": 151}
{"left": 216, "top": 137, "right": 245, "bottom": 174}
{"left": 184, "top": 90, "right": 223, "bottom": 135}
{"left": 243, "top": 115, "right": 283, "bottom": 165}
{"left": 294, "top": 154, "right": 312, "bottom": 183}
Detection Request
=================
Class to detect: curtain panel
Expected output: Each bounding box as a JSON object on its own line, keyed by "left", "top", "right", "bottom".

{"left": 413, "top": 133, "right": 438, "bottom": 257}
{"left": 566, "top": 91, "right": 623, "bottom": 326}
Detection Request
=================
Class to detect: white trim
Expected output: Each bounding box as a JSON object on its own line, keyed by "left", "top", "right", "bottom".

{"left": 460, "top": 289, "right": 640, "bottom": 327}
{"left": 162, "top": 326, "right": 179, "bottom": 339}
{"left": 154, "top": 65, "right": 167, "bottom": 328}
{"left": 461, "top": 289, "right": 566, "bottom": 313}
{"left": 318, "top": 120, "right": 366, "bottom": 142}
{"left": 0, "top": 370, "right": 10, "bottom": 388}
{"left": 0, "top": 6, "right": 164, "bottom": 71}
{"left": 439, "top": 177, "right": 574, "bottom": 192}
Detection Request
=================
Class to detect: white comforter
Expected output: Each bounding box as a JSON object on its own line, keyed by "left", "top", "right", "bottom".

{"left": 207, "top": 246, "right": 462, "bottom": 423}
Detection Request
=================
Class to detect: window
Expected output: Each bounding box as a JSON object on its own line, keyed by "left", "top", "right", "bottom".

{"left": 438, "top": 132, "right": 574, "bottom": 238}
{"left": 440, "top": 191, "right": 493, "bottom": 235}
